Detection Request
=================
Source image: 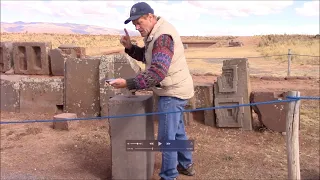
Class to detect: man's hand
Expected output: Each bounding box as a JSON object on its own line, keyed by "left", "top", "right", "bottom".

{"left": 120, "top": 28, "right": 132, "bottom": 49}
{"left": 109, "top": 78, "right": 127, "bottom": 88}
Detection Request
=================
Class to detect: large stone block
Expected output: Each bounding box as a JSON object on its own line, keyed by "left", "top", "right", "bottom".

{"left": 108, "top": 95, "right": 155, "bottom": 180}
{"left": 0, "top": 75, "right": 26, "bottom": 112}
{"left": 188, "top": 83, "right": 215, "bottom": 127}
{"left": 214, "top": 58, "right": 252, "bottom": 130}
{"left": 12, "top": 42, "right": 51, "bottom": 75}
{"left": 58, "top": 44, "right": 86, "bottom": 58}
{"left": 0, "top": 42, "right": 13, "bottom": 73}
{"left": 250, "top": 91, "right": 288, "bottom": 132}
{"left": 49, "top": 48, "right": 76, "bottom": 76}
{"left": 19, "top": 76, "right": 63, "bottom": 113}
{"left": 99, "top": 54, "right": 141, "bottom": 116}
{"left": 64, "top": 57, "right": 100, "bottom": 118}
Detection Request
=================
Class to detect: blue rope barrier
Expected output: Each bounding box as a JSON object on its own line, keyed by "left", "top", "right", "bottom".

{"left": 0, "top": 96, "right": 318, "bottom": 125}
{"left": 0, "top": 99, "right": 296, "bottom": 125}
{"left": 287, "top": 96, "right": 320, "bottom": 100}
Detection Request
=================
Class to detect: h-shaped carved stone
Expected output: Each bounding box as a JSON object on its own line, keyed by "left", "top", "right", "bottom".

{"left": 217, "top": 65, "right": 238, "bottom": 93}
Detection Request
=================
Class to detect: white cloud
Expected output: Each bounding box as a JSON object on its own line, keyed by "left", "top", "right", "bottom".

{"left": 187, "top": 1, "right": 294, "bottom": 18}
{"left": 121, "top": 1, "right": 203, "bottom": 23}
{"left": 1, "top": 1, "right": 122, "bottom": 17}
{"left": 1, "top": 1, "right": 294, "bottom": 23}
{"left": 1, "top": 0, "right": 317, "bottom": 36}
{"left": 295, "top": 0, "right": 319, "bottom": 17}
{"left": 202, "top": 24, "right": 320, "bottom": 36}
{"left": 1, "top": 1, "right": 127, "bottom": 29}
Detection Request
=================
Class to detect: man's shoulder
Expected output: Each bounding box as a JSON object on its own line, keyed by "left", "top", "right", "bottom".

{"left": 155, "top": 34, "right": 173, "bottom": 41}
{"left": 153, "top": 34, "right": 174, "bottom": 49}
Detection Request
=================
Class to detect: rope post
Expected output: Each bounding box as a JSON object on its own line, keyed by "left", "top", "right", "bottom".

{"left": 285, "top": 91, "right": 301, "bottom": 180}
{"left": 287, "top": 49, "right": 292, "bottom": 77}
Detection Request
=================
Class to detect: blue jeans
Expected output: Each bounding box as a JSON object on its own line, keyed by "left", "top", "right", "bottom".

{"left": 157, "top": 96, "right": 193, "bottom": 180}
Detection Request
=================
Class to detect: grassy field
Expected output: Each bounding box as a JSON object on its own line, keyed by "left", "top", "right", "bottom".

{"left": 1, "top": 33, "right": 319, "bottom": 77}
{"left": 257, "top": 34, "right": 320, "bottom": 65}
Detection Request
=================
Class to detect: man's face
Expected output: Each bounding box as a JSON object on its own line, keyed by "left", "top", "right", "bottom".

{"left": 132, "top": 14, "right": 153, "bottom": 37}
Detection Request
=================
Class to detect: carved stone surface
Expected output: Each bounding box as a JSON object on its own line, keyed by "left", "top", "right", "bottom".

{"left": 214, "top": 58, "right": 252, "bottom": 130}
{"left": 217, "top": 65, "right": 238, "bottom": 93}
{"left": 64, "top": 57, "right": 100, "bottom": 118}
{"left": 99, "top": 54, "right": 141, "bottom": 116}
{"left": 0, "top": 42, "right": 13, "bottom": 73}
{"left": 214, "top": 97, "right": 244, "bottom": 128}
{"left": 12, "top": 42, "right": 51, "bottom": 75}
{"left": 108, "top": 95, "right": 155, "bottom": 180}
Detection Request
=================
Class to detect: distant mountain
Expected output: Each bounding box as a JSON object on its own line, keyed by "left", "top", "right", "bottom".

{"left": 0, "top": 21, "right": 139, "bottom": 36}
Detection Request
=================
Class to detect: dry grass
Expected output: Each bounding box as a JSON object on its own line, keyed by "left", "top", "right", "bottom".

{"left": 185, "top": 46, "right": 261, "bottom": 58}
{"left": 299, "top": 99, "right": 320, "bottom": 138}
{"left": 257, "top": 34, "right": 320, "bottom": 65}
{"left": 0, "top": 32, "right": 143, "bottom": 49}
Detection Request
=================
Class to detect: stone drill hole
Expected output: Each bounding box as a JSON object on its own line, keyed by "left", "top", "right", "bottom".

{"left": 18, "top": 46, "right": 27, "bottom": 70}
{"left": 0, "top": 47, "right": 3, "bottom": 70}
{"left": 32, "top": 46, "right": 42, "bottom": 69}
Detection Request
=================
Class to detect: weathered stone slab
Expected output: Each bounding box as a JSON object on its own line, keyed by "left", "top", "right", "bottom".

{"left": 53, "top": 113, "right": 78, "bottom": 130}
{"left": 99, "top": 54, "right": 141, "bottom": 116}
{"left": 251, "top": 91, "right": 288, "bottom": 132}
{"left": 12, "top": 42, "right": 51, "bottom": 75}
{"left": 108, "top": 95, "right": 155, "bottom": 180}
{"left": 0, "top": 75, "right": 26, "bottom": 112}
{"left": 188, "top": 83, "right": 215, "bottom": 127}
{"left": 64, "top": 57, "right": 100, "bottom": 118}
{"left": 49, "top": 48, "right": 76, "bottom": 76}
{"left": 19, "top": 76, "right": 63, "bottom": 113}
{"left": 113, "top": 54, "right": 141, "bottom": 79}
{"left": 214, "top": 58, "right": 252, "bottom": 130}
{"left": 0, "top": 42, "right": 13, "bottom": 73}
{"left": 58, "top": 44, "right": 86, "bottom": 58}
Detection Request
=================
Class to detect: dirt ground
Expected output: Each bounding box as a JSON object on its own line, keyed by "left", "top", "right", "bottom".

{"left": 1, "top": 75, "right": 319, "bottom": 180}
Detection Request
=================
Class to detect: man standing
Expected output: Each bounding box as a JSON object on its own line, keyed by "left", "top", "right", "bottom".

{"left": 109, "top": 2, "right": 195, "bottom": 180}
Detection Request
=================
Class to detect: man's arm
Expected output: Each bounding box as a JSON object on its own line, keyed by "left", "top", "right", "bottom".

{"left": 125, "top": 45, "right": 146, "bottom": 63}
{"left": 125, "top": 34, "right": 174, "bottom": 90}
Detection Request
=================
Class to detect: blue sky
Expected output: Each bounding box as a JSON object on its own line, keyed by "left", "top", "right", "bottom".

{"left": 1, "top": 0, "right": 319, "bottom": 36}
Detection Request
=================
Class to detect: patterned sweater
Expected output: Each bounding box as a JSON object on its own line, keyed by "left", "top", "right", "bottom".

{"left": 125, "top": 34, "right": 174, "bottom": 90}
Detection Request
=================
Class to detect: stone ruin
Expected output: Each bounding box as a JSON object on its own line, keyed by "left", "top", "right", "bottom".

{"left": 228, "top": 40, "right": 244, "bottom": 47}
{"left": 184, "top": 58, "right": 289, "bottom": 132}
{"left": 182, "top": 41, "right": 217, "bottom": 49}
{"left": 0, "top": 41, "right": 290, "bottom": 180}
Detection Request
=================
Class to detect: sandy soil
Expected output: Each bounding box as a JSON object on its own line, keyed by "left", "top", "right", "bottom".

{"left": 1, "top": 76, "right": 319, "bottom": 180}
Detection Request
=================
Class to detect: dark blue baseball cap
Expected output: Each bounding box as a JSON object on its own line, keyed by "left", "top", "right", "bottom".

{"left": 124, "top": 2, "right": 154, "bottom": 24}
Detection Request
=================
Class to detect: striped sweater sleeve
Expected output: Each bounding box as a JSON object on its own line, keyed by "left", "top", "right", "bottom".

{"left": 126, "top": 34, "right": 174, "bottom": 90}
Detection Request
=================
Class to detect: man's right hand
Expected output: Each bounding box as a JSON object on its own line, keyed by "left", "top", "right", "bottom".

{"left": 120, "top": 28, "right": 132, "bottom": 49}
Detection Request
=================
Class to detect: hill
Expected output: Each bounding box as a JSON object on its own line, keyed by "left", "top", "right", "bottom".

{"left": 0, "top": 21, "right": 139, "bottom": 36}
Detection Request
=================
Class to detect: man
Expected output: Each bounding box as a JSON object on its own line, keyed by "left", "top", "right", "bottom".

{"left": 108, "top": 2, "right": 195, "bottom": 180}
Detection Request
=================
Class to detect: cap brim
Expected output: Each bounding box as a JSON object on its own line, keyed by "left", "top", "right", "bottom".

{"left": 124, "top": 15, "right": 142, "bottom": 24}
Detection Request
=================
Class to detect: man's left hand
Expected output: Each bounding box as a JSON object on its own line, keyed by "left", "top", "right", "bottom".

{"left": 108, "top": 78, "right": 127, "bottom": 88}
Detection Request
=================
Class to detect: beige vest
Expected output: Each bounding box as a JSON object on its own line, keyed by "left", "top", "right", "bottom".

{"left": 144, "top": 17, "right": 194, "bottom": 100}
